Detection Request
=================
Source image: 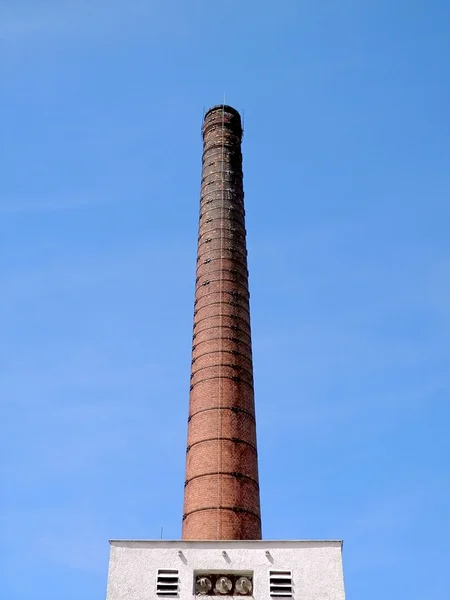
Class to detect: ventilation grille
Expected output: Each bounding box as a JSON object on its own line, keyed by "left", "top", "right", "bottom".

{"left": 269, "top": 571, "right": 292, "bottom": 597}
{"left": 157, "top": 570, "right": 179, "bottom": 596}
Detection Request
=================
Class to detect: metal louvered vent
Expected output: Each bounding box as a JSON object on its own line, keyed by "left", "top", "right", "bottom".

{"left": 157, "top": 569, "right": 179, "bottom": 596}
{"left": 269, "top": 571, "right": 293, "bottom": 597}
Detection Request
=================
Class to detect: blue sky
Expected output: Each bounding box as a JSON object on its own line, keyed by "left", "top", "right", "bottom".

{"left": 1, "top": 1, "right": 449, "bottom": 598}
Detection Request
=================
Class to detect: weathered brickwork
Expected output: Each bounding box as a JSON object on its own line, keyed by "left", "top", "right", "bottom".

{"left": 182, "top": 105, "right": 261, "bottom": 540}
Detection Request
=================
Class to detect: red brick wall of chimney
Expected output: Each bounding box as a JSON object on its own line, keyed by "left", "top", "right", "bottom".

{"left": 182, "top": 105, "right": 262, "bottom": 540}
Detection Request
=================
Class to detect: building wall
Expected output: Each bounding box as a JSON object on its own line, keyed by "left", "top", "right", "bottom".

{"left": 106, "top": 540, "right": 346, "bottom": 600}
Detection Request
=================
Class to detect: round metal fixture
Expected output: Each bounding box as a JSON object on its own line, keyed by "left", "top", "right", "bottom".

{"left": 215, "top": 576, "right": 233, "bottom": 595}
{"left": 235, "top": 577, "right": 252, "bottom": 595}
{"left": 196, "top": 577, "right": 212, "bottom": 595}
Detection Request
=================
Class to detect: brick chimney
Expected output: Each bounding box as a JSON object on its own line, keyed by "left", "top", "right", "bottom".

{"left": 182, "top": 105, "right": 261, "bottom": 540}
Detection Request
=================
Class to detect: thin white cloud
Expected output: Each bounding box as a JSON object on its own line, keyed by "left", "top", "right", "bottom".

{"left": 1, "top": 506, "right": 111, "bottom": 572}
{"left": 0, "top": 239, "right": 188, "bottom": 307}
{"left": 344, "top": 476, "right": 448, "bottom": 572}
{"left": 0, "top": 193, "right": 107, "bottom": 214}
{"left": 1, "top": 0, "right": 189, "bottom": 44}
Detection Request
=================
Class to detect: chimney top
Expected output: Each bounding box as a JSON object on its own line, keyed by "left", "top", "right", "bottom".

{"left": 204, "top": 104, "right": 241, "bottom": 120}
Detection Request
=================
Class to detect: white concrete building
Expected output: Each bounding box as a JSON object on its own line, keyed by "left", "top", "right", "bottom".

{"left": 106, "top": 540, "right": 346, "bottom": 600}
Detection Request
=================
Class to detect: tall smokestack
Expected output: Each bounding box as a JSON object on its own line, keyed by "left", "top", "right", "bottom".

{"left": 182, "top": 105, "right": 261, "bottom": 540}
